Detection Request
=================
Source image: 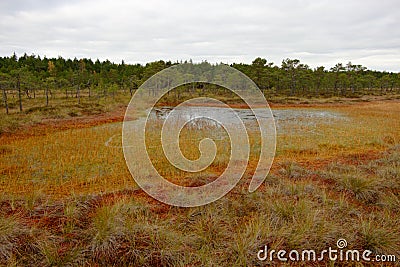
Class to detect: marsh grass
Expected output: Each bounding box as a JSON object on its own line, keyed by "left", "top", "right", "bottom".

{"left": 0, "top": 101, "right": 399, "bottom": 265}
{"left": 0, "top": 215, "right": 25, "bottom": 261}
{"left": 0, "top": 93, "right": 131, "bottom": 134}
{"left": 278, "top": 161, "right": 311, "bottom": 180}
{"left": 357, "top": 215, "right": 400, "bottom": 257}
{"left": 339, "top": 175, "right": 381, "bottom": 204}
{"left": 379, "top": 192, "right": 400, "bottom": 211}
{"left": 88, "top": 198, "right": 132, "bottom": 263}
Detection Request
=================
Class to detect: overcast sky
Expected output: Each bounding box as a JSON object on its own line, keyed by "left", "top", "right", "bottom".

{"left": 0, "top": 0, "right": 399, "bottom": 71}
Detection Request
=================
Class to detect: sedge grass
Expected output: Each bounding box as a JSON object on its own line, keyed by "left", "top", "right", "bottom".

{"left": 0, "top": 101, "right": 399, "bottom": 265}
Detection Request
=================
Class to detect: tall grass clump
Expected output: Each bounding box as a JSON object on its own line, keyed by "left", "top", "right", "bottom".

{"left": 88, "top": 200, "right": 126, "bottom": 263}
{"left": 357, "top": 215, "right": 400, "bottom": 257}
{"left": 0, "top": 215, "right": 24, "bottom": 263}
{"left": 339, "top": 175, "right": 381, "bottom": 204}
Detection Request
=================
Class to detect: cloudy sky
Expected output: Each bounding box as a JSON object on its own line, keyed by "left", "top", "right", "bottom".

{"left": 0, "top": 0, "right": 399, "bottom": 71}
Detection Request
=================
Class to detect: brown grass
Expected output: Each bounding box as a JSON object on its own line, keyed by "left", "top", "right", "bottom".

{"left": 0, "top": 100, "right": 399, "bottom": 266}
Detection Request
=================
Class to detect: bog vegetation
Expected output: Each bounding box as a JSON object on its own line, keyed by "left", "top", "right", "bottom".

{"left": 0, "top": 54, "right": 399, "bottom": 266}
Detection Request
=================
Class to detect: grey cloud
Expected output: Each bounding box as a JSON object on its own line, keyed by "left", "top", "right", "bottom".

{"left": 0, "top": 0, "right": 399, "bottom": 71}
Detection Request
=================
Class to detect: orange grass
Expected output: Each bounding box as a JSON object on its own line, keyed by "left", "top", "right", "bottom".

{"left": 0, "top": 100, "right": 400, "bottom": 266}
{"left": 274, "top": 101, "right": 400, "bottom": 165}
{"left": 1, "top": 101, "right": 399, "bottom": 200}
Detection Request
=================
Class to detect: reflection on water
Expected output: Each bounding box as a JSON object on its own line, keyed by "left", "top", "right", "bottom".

{"left": 149, "top": 106, "right": 347, "bottom": 135}
{"left": 104, "top": 106, "right": 348, "bottom": 147}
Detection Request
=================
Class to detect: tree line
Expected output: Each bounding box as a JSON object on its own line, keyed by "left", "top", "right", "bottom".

{"left": 0, "top": 53, "right": 399, "bottom": 114}
{"left": 233, "top": 58, "right": 399, "bottom": 97}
